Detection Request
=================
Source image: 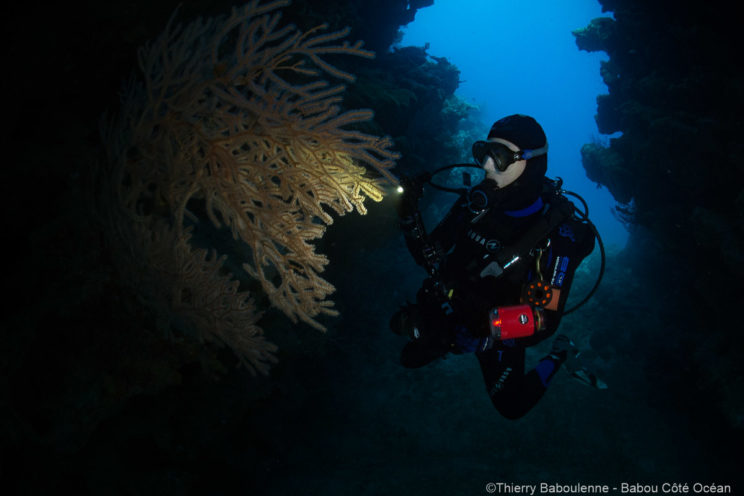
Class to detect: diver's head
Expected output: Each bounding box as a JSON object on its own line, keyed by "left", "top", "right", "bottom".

{"left": 472, "top": 114, "right": 548, "bottom": 189}
{"left": 474, "top": 137, "right": 527, "bottom": 188}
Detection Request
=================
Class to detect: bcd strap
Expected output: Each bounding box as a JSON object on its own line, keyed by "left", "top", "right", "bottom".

{"left": 479, "top": 196, "right": 574, "bottom": 279}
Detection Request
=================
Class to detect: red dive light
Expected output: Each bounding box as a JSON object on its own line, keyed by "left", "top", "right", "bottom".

{"left": 489, "top": 304, "right": 546, "bottom": 340}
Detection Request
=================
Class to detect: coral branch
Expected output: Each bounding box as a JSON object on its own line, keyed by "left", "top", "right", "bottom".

{"left": 100, "top": 0, "right": 399, "bottom": 371}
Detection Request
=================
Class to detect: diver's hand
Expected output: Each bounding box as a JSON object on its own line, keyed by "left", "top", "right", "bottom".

{"left": 396, "top": 172, "right": 431, "bottom": 218}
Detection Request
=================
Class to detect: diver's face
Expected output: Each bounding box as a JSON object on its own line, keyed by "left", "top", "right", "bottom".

{"left": 481, "top": 138, "right": 527, "bottom": 188}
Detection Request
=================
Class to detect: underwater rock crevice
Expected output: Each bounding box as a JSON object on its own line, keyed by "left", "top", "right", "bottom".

{"left": 574, "top": 0, "right": 744, "bottom": 433}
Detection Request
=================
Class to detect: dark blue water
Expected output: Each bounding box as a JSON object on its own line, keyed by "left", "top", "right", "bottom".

{"left": 401, "top": 0, "right": 628, "bottom": 249}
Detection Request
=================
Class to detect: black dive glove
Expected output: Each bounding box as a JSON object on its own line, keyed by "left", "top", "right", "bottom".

{"left": 396, "top": 172, "right": 431, "bottom": 218}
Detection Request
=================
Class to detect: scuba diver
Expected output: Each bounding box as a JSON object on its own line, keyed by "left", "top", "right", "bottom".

{"left": 391, "top": 114, "right": 602, "bottom": 419}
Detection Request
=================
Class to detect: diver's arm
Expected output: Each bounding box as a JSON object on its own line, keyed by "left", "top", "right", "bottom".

{"left": 397, "top": 172, "right": 466, "bottom": 269}
{"left": 400, "top": 197, "right": 470, "bottom": 270}
{"left": 427, "top": 196, "right": 470, "bottom": 249}
{"left": 396, "top": 174, "right": 432, "bottom": 268}
{"left": 539, "top": 220, "right": 596, "bottom": 336}
{"left": 399, "top": 209, "right": 431, "bottom": 268}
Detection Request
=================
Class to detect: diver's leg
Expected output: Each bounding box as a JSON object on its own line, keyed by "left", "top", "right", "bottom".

{"left": 477, "top": 340, "right": 573, "bottom": 419}
{"left": 476, "top": 346, "right": 533, "bottom": 419}
{"left": 477, "top": 335, "right": 574, "bottom": 418}
{"left": 527, "top": 335, "right": 574, "bottom": 390}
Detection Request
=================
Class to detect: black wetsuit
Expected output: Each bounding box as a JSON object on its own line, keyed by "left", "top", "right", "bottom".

{"left": 395, "top": 181, "right": 595, "bottom": 419}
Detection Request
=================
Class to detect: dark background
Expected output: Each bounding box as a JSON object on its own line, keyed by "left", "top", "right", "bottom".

{"left": 2, "top": 0, "right": 742, "bottom": 493}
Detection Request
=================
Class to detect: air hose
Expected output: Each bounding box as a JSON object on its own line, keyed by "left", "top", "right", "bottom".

{"left": 561, "top": 189, "right": 606, "bottom": 315}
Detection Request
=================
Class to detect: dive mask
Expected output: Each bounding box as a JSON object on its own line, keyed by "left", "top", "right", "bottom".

{"left": 472, "top": 140, "right": 549, "bottom": 171}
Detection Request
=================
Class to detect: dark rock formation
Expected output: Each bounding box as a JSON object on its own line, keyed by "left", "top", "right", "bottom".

{"left": 574, "top": 0, "right": 744, "bottom": 432}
